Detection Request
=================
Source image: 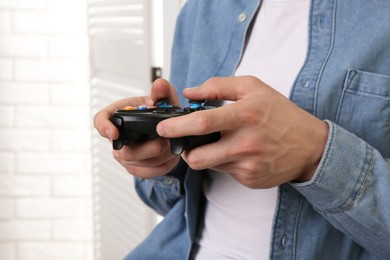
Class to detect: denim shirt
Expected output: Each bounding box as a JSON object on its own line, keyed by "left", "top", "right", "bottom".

{"left": 125, "top": 0, "right": 390, "bottom": 259}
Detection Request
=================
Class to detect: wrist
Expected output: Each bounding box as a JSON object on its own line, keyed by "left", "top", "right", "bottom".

{"left": 296, "top": 120, "right": 329, "bottom": 182}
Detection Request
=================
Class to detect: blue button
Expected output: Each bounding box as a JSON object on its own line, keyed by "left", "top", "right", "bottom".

{"left": 136, "top": 106, "right": 148, "bottom": 110}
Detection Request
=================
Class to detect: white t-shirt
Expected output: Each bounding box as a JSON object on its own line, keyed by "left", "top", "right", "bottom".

{"left": 193, "top": 0, "right": 310, "bottom": 259}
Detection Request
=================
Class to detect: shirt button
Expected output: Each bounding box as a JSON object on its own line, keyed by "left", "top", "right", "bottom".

{"left": 302, "top": 78, "right": 310, "bottom": 88}
{"left": 238, "top": 12, "right": 247, "bottom": 22}
{"left": 163, "top": 177, "right": 174, "bottom": 185}
{"left": 281, "top": 235, "right": 287, "bottom": 249}
{"left": 318, "top": 15, "right": 326, "bottom": 29}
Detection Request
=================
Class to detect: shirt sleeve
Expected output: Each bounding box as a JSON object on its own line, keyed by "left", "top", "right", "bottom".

{"left": 291, "top": 120, "right": 390, "bottom": 258}
{"left": 134, "top": 159, "right": 188, "bottom": 216}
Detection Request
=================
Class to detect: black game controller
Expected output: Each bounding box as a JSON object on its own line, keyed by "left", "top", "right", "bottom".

{"left": 110, "top": 99, "right": 221, "bottom": 155}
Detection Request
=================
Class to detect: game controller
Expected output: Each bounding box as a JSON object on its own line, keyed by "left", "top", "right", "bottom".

{"left": 110, "top": 99, "right": 221, "bottom": 155}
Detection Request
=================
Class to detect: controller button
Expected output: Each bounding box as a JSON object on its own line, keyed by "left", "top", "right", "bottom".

{"left": 170, "top": 138, "right": 189, "bottom": 155}
{"left": 187, "top": 100, "right": 207, "bottom": 111}
{"left": 136, "top": 105, "right": 149, "bottom": 110}
{"left": 190, "top": 103, "right": 202, "bottom": 109}
{"left": 154, "top": 98, "right": 171, "bottom": 107}
{"left": 123, "top": 106, "right": 136, "bottom": 110}
{"left": 113, "top": 139, "right": 124, "bottom": 150}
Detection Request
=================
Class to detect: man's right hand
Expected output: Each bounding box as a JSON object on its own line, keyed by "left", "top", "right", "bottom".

{"left": 93, "top": 78, "right": 182, "bottom": 179}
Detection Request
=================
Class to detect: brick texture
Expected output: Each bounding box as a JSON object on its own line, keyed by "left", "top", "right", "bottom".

{"left": 0, "top": 0, "right": 93, "bottom": 259}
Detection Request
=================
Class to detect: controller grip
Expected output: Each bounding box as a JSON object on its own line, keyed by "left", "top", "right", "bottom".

{"left": 111, "top": 116, "right": 125, "bottom": 150}
{"left": 113, "top": 139, "right": 125, "bottom": 150}
{"left": 169, "top": 132, "right": 221, "bottom": 155}
{"left": 111, "top": 116, "right": 151, "bottom": 150}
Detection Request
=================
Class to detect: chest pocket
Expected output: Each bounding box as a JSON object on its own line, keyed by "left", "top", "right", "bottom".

{"left": 336, "top": 69, "right": 390, "bottom": 157}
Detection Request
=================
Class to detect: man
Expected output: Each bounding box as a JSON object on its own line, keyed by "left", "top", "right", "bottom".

{"left": 94, "top": 0, "right": 390, "bottom": 259}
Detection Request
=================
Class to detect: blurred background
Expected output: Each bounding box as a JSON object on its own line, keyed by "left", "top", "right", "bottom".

{"left": 0, "top": 0, "right": 185, "bottom": 259}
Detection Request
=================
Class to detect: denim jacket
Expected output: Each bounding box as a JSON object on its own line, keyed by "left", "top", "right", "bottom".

{"left": 125, "top": 0, "right": 390, "bottom": 259}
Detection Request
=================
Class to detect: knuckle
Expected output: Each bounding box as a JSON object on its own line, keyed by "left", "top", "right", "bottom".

{"left": 205, "top": 77, "right": 222, "bottom": 86}
{"left": 125, "top": 166, "right": 137, "bottom": 176}
{"left": 185, "top": 155, "right": 204, "bottom": 170}
{"left": 159, "top": 160, "right": 179, "bottom": 175}
{"left": 245, "top": 75, "right": 262, "bottom": 89}
{"left": 238, "top": 160, "right": 257, "bottom": 176}
{"left": 129, "top": 169, "right": 149, "bottom": 179}
{"left": 243, "top": 162, "right": 261, "bottom": 178}
{"left": 244, "top": 75, "right": 257, "bottom": 83}
{"left": 196, "top": 113, "right": 214, "bottom": 133}
{"left": 93, "top": 112, "right": 104, "bottom": 131}
{"left": 239, "top": 178, "right": 256, "bottom": 189}
{"left": 150, "top": 139, "right": 167, "bottom": 155}
{"left": 233, "top": 173, "right": 257, "bottom": 189}
{"left": 235, "top": 172, "right": 259, "bottom": 189}
{"left": 113, "top": 149, "right": 135, "bottom": 163}
{"left": 232, "top": 139, "right": 261, "bottom": 157}
{"left": 238, "top": 109, "right": 260, "bottom": 126}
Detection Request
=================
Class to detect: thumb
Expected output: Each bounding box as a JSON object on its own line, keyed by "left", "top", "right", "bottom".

{"left": 150, "top": 78, "right": 182, "bottom": 107}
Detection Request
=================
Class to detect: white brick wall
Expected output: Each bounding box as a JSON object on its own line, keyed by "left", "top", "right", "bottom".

{"left": 0, "top": 0, "right": 93, "bottom": 259}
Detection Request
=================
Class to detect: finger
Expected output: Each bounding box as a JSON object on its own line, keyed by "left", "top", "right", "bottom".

{"left": 113, "top": 138, "right": 172, "bottom": 162}
{"left": 121, "top": 157, "right": 181, "bottom": 179}
{"left": 114, "top": 138, "right": 179, "bottom": 173}
{"left": 180, "top": 137, "right": 233, "bottom": 170}
{"left": 182, "top": 143, "right": 274, "bottom": 189}
{"left": 183, "top": 76, "right": 264, "bottom": 102}
{"left": 157, "top": 103, "right": 241, "bottom": 138}
{"left": 118, "top": 151, "right": 177, "bottom": 168}
{"left": 94, "top": 96, "right": 151, "bottom": 140}
{"left": 150, "top": 78, "right": 182, "bottom": 106}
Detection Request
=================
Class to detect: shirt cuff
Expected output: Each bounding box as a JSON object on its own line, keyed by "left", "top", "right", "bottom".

{"left": 291, "top": 120, "right": 374, "bottom": 213}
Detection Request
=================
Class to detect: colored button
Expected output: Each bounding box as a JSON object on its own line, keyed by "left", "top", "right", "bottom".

{"left": 136, "top": 106, "right": 149, "bottom": 110}
{"left": 190, "top": 103, "right": 202, "bottom": 109}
